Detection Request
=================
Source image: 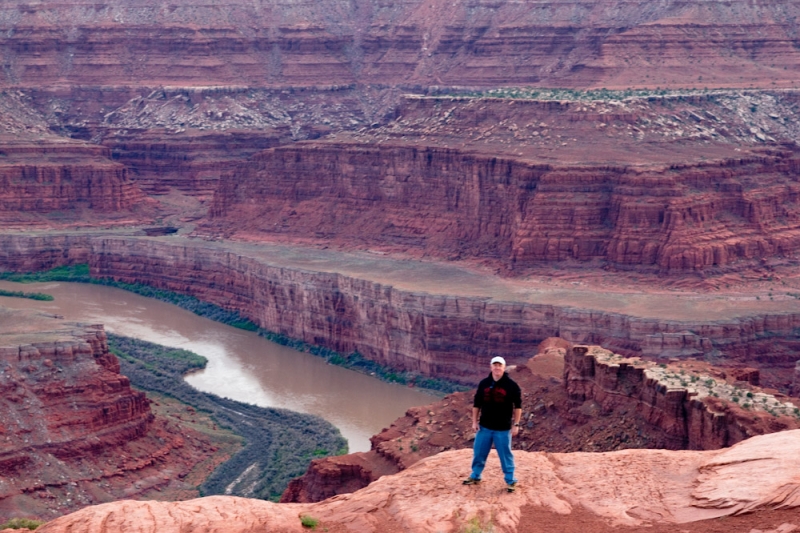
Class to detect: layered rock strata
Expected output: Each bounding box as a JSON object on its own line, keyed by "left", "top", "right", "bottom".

{"left": 104, "top": 130, "right": 288, "bottom": 195}
{"left": 20, "top": 86, "right": 387, "bottom": 196}
{"left": 86, "top": 236, "right": 800, "bottom": 386}
{"left": 564, "top": 345, "right": 800, "bottom": 450}
{"left": 0, "top": 307, "right": 234, "bottom": 521}
{"left": 0, "top": 137, "right": 149, "bottom": 226}
{"left": 1, "top": 1, "right": 800, "bottom": 89}
{"left": 208, "top": 139, "right": 800, "bottom": 273}
{"left": 0, "top": 309, "right": 153, "bottom": 460}
{"left": 0, "top": 233, "right": 93, "bottom": 272}
{"left": 0, "top": 309, "right": 151, "bottom": 518}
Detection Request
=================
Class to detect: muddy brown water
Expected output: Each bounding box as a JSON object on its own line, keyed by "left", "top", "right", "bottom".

{"left": 0, "top": 281, "right": 436, "bottom": 452}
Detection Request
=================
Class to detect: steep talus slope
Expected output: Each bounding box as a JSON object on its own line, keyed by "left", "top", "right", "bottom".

{"left": 16, "top": 86, "right": 397, "bottom": 196}
{"left": 34, "top": 430, "right": 800, "bottom": 532}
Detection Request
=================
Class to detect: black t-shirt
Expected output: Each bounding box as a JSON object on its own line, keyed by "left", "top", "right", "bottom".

{"left": 473, "top": 372, "right": 522, "bottom": 431}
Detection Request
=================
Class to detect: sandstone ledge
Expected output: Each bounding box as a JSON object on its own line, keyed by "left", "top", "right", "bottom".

{"left": 565, "top": 345, "right": 800, "bottom": 450}
{"left": 36, "top": 429, "right": 800, "bottom": 533}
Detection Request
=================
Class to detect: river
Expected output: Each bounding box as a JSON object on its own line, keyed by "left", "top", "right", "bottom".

{"left": 0, "top": 280, "right": 437, "bottom": 452}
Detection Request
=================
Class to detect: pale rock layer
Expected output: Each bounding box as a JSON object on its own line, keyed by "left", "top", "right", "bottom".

{"left": 36, "top": 430, "right": 800, "bottom": 533}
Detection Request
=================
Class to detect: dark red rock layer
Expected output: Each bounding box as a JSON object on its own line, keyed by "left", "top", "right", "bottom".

{"left": 104, "top": 130, "right": 288, "bottom": 195}
{"left": 0, "top": 138, "right": 150, "bottom": 227}
{"left": 208, "top": 142, "right": 800, "bottom": 273}
{"left": 1, "top": 1, "right": 800, "bottom": 89}
{"left": 88, "top": 237, "right": 800, "bottom": 388}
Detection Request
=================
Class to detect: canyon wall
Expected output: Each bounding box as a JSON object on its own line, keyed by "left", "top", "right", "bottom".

{"left": 0, "top": 233, "right": 93, "bottom": 272}
{"left": 563, "top": 345, "right": 797, "bottom": 450}
{"left": 209, "top": 142, "right": 800, "bottom": 272}
{"left": 0, "top": 139, "right": 148, "bottom": 224}
{"left": 0, "top": 310, "right": 153, "bottom": 517}
{"left": 88, "top": 237, "right": 800, "bottom": 387}
{"left": 1, "top": 1, "right": 800, "bottom": 89}
{"left": 104, "top": 130, "right": 288, "bottom": 195}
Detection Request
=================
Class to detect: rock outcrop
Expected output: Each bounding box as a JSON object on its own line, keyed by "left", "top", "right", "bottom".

{"left": 0, "top": 307, "right": 232, "bottom": 522}
{"left": 0, "top": 136, "right": 150, "bottom": 227}
{"left": 564, "top": 345, "right": 800, "bottom": 450}
{"left": 284, "top": 343, "right": 800, "bottom": 503}
{"left": 35, "top": 429, "right": 800, "bottom": 533}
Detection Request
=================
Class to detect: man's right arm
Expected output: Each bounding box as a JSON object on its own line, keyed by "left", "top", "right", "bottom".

{"left": 472, "top": 407, "right": 480, "bottom": 432}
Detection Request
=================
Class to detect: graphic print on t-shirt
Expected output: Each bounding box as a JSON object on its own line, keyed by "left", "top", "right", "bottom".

{"left": 483, "top": 384, "right": 507, "bottom": 404}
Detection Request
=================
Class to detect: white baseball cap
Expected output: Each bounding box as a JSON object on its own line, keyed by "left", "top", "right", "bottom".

{"left": 490, "top": 356, "right": 506, "bottom": 365}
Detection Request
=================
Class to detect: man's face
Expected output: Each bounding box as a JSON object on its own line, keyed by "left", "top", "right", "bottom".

{"left": 491, "top": 362, "right": 505, "bottom": 380}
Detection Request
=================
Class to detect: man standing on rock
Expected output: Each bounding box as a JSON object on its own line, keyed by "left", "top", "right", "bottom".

{"left": 463, "top": 356, "right": 522, "bottom": 493}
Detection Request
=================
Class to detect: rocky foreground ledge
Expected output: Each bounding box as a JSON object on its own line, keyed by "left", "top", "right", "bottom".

{"left": 36, "top": 429, "right": 800, "bottom": 533}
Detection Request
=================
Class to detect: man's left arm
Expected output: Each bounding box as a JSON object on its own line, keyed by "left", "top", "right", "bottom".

{"left": 511, "top": 382, "right": 522, "bottom": 436}
{"left": 511, "top": 408, "right": 522, "bottom": 436}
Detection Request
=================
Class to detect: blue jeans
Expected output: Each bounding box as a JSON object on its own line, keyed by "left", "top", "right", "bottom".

{"left": 470, "top": 426, "right": 516, "bottom": 484}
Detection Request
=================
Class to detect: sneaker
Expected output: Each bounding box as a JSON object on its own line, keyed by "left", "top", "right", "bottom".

{"left": 506, "top": 482, "right": 517, "bottom": 493}
{"left": 462, "top": 477, "right": 481, "bottom": 485}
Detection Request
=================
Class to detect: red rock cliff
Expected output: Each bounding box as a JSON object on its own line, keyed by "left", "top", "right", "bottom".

{"left": 564, "top": 345, "right": 800, "bottom": 450}
{"left": 2, "top": 1, "right": 800, "bottom": 89}
{"left": 0, "top": 137, "right": 149, "bottom": 227}
{"left": 0, "top": 309, "right": 151, "bottom": 518}
{"left": 208, "top": 141, "right": 800, "bottom": 273}
{"left": 103, "top": 130, "right": 288, "bottom": 195}
{"left": 0, "top": 307, "right": 237, "bottom": 522}
{"left": 87, "top": 237, "right": 800, "bottom": 388}
{"left": 0, "top": 233, "right": 93, "bottom": 272}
